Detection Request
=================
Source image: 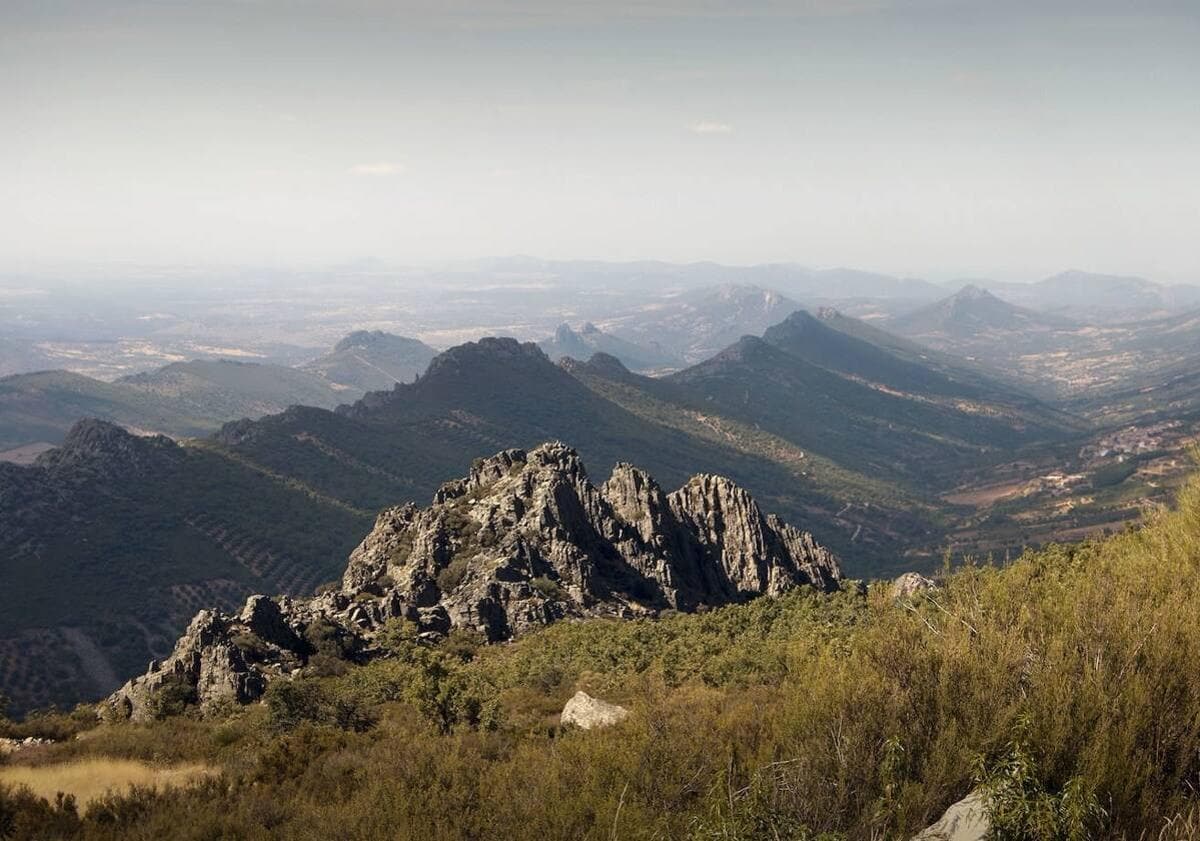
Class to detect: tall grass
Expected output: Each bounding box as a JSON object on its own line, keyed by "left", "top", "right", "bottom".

{"left": 0, "top": 758, "right": 213, "bottom": 806}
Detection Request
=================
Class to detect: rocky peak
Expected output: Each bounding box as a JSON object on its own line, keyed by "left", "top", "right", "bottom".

{"left": 104, "top": 442, "right": 840, "bottom": 721}
{"left": 954, "top": 284, "right": 990, "bottom": 301}
{"left": 334, "top": 330, "right": 390, "bottom": 352}
{"left": 422, "top": 337, "right": 548, "bottom": 379}
{"left": 36, "top": 419, "right": 181, "bottom": 476}
{"left": 553, "top": 323, "right": 577, "bottom": 343}
{"left": 559, "top": 352, "right": 633, "bottom": 381}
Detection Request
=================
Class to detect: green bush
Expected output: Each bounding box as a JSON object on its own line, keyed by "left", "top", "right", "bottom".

{"left": 436, "top": 558, "right": 469, "bottom": 593}
{"left": 530, "top": 576, "right": 566, "bottom": 600}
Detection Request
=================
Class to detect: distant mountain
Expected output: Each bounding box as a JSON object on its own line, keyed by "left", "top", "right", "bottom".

{"left": 660, "top": 322, "right": 1073, "bottom": 487}
{"left": 890, "top": 285, "right": 1072, "bottom": 339}
{"left": 538, "top": 323, "right": 682, "bottom": 372}
{"left": 301, "top": 330, "right": 437, "bottom": 392}
{"left": 982, "top": 271, "right": 1200, "bottom": 323}
{"left": 600, "top": 284, "right": 802, "bottom": 363}
{"left": 457, "top": 257, "right": 947, "bottom": 302}
{"left": 762, "top": 310, "right": 1037, "bottom": 402}
{"left": 773, "top": 266, "right": 945, "bottom": 301}
{"left": 0, "top": 360, "right": 346, "bottom": 452}
{"left": 0, "top": 337, "right": 53, "bottom": 379}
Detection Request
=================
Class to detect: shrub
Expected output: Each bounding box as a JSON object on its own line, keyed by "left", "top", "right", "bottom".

{"left": 436, "top": 558, "right": 469, "bottom": 593}
{"left": 530, "top": 576, "right": 566, "bottom": 600}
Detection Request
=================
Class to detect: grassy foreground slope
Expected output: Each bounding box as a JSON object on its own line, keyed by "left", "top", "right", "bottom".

{"left": 7, "top": 471, "right": 1200, "bottom": 837}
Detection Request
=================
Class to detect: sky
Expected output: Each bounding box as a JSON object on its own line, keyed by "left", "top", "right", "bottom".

{"left": 2, "top": 0, "right": 1198, "bottom": 282}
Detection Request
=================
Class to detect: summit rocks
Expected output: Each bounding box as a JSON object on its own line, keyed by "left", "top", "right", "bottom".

{"left": 104, "top": 442, "right": 840, "bottom": 721}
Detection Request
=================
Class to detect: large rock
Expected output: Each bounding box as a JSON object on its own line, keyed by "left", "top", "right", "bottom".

{"left": 560, "top": 691, "right": 629, "bottom": 730}
{"left": 892, "top": 571, "right": 937, "bottom": 599}
{"left": 104, "top": 442, "right": 841, "bottom": 719}
{"left": 913, "top": 791, "right": 989, "bottom": 841}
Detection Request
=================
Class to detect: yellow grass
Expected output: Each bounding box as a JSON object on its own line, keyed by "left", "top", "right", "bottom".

{"left": 0, "top": 758, "right": 214, "bottom": 807}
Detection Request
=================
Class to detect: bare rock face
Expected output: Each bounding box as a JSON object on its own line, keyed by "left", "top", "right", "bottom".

{"left": 560, "top": 691, "right": 629, "bottom": 730}
{"left": 104, "top": 442, "right": 840, "bottom": 720}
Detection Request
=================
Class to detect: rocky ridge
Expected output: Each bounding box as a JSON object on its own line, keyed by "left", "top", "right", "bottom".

{"left": 104, "top": 441, "right": 840, "bottom": 721}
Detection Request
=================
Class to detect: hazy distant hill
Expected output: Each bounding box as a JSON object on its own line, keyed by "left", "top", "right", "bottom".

{"left": 119, "top": 358, "right": 346, "bottom": 416}
{"left": 600, "top": 284, "right": 802, "bottom": 363}
{"left": 890, "top": 285, "right": 1073, "bottom": 340}
{"left": 987, "top": 271, "right": 1200, "bottom": 323}
{"left": 0, "top": 360, "right": 346, "bottom": 451}
{"left": 301, "top": 330, "right": 437, "bottom": 392}
{"left": 538, "top": 322, "right": 682, "bottom": 372}
{"left": 0, "top": 337, "right": 53, "bottom": 379}
{"left": 0, "top": 333, "right": 438, "bottom": 453}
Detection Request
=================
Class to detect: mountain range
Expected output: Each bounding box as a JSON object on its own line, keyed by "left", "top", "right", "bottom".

{"left": 0, "top": 306, "right": 1087, "bottom": 714}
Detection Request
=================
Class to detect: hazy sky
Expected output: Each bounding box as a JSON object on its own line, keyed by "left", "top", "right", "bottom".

{"left": 3, "top": 1, "right": 1198, "bottom": 281}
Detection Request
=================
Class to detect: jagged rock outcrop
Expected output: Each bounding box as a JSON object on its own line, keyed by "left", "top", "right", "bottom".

{"left": 104, "top": 442, "right": 840, "bottom": 721}
{"left": 560, "top": 691, "right": 629, "bottom": 730}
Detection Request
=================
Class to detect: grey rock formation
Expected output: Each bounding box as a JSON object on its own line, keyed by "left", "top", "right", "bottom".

{"left": 104, "top": 442, "right": 840, "bottom": 721}
{"left": 560, "top": 691, "right": 629, "bottom": 730}
{"left": 892, "top": 572, "right": 938, "bottom": 599}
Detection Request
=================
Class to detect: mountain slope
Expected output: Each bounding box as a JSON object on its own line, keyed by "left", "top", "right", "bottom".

{"left": 300, "top": 330, "right": 437, "bottom": 391}
{"left": 662, "top": 333, "right": 1069, "bottom": 488}
{"left": 0, "top": 420, "right": 371, "bottom": 714}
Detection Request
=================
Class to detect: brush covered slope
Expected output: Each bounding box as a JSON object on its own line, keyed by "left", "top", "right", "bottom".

{"left": 11, "top": 464, "right": 1200, "bottom": 838}
{"left": 0, "top": 420, "right": 370, "bottom": 715}
{"left": 104, "top": 442, "right": 839, "bottom": 721}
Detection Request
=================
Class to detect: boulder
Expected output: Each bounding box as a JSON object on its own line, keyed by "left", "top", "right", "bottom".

{"left": 560, "top": 691, "right": 629, "bottom": 730}
{"left": 913, "top": 791, "right": 989, "bottom": 840}
{"left": 892, "top": 571, "right": 938, "bottom": 599}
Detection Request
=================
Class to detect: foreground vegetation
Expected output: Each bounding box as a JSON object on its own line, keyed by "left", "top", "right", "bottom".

{"left": 9, "top": 474, "right": 1200, "bottom": 838}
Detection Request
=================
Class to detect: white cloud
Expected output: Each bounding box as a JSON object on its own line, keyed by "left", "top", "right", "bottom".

{"left": 689, "top": 121, "right": 734, "bottom": 135}
{"left": 348, "top": 162, "right": 406, "bottom": 176}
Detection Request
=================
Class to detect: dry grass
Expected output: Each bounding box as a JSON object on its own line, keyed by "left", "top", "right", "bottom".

{"left": 0, "top": 758, "right": 214, "bottom": 807}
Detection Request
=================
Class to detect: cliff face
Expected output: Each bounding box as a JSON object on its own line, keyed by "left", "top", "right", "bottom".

{"left": 105, "top": 442, "right": 840, "bottom": 721}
